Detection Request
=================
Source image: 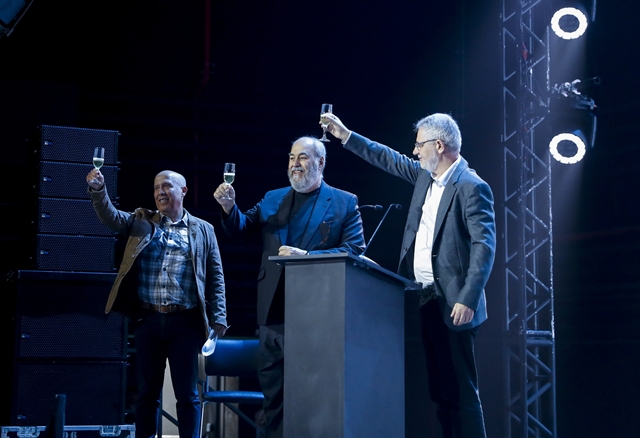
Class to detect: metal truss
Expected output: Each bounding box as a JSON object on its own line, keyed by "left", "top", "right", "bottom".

{"left": 501, "top": 1, "right": 557, "bottom": 437}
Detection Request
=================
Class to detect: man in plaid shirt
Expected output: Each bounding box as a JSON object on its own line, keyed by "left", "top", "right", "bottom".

{"left": 86, "top": 168, "right": 228, "bottom": 438}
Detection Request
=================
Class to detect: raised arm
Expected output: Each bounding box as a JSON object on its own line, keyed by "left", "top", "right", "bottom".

{"left": 86, "top": 168, "right": 132, "bottom": 234}
{"left": 324, "top": 113, "right": 423, "bottom": 184}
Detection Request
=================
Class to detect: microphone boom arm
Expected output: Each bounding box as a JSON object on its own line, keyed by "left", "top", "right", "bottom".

{"left": 361, "top": 204, "right": 402, "bottom": 258}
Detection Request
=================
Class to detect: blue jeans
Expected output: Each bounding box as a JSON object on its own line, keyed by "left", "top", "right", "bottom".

{"left": 134, "top": 307, "right": 205, "bottom": 438}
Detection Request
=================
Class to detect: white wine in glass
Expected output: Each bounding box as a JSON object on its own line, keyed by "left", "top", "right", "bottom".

{"left": 222, "top": 163, "right": 235, "bottom": 199}
{"left": 93, "top": 147, "right": 105, "bottom": 169}
{"left": 90, "top": 147, "right": 105, "bottom": 184}
{"left": 319, "top": 103, "right": 333, "bottom": 142}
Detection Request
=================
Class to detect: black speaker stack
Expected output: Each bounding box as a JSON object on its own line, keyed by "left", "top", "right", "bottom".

{"left": 12, "top": 270, "right": 127, "bottom": 426}
{"left": 30, "top": 125, "right": 119, "bottom": 272}
{"left": 11, "top": 126, "right": 129, "bottom": 427}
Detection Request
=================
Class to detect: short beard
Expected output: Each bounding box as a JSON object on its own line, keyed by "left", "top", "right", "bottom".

{"left": 421, "top": 154, "right": 439, "bottom": 173}
{"left": 289, "top": 160, "right": 322, "bottom": 193}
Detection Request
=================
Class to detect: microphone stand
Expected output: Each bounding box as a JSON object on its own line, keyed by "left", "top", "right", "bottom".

{"left": 305, "top": 204, "right": 382, "bottom": 254}
{"left": 361, "top": 204, "right": 402, "bottom": 258}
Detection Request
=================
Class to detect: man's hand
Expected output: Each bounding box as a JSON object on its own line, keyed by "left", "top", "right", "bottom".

{"left": 86, "top": 169, "right": 105, "bottom": 191}
{"left": 213, "top": 323, "right": 227, "bottom": 337}
{"left": 451, "top": 303, "right": 475, "bottom": 326}
{"left": 278, "top": 245, "right": 308, "bottom": 256}
{"left": 213, "top": 183, "right": 236, "bottom": 214}
{"left": 321, "top": 113, "right": 352, "bottom": 143}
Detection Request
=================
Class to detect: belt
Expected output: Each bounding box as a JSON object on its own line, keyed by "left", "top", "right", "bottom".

{"left": 140, "top": 302, "right": 188, "bottom": 314}
{"left": 417, "top": 282, "right": 438, "bottom": 305}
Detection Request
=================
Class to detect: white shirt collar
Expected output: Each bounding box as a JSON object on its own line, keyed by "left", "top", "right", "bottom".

{"left": 432, "top": 155, "right": 462, "bottom": 188}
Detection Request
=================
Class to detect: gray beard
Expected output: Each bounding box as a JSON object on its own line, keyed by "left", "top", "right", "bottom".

{"left": 421, "top": 154, "right": 439, "bottom": 173}
{"left": 289, "top": 161, "right": 322, "bottom": 193}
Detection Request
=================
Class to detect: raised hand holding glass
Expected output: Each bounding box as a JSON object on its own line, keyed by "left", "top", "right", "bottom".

{"left": 93, "top": 147, "right": 105, "bottom": 169}
{"left": 90, "top": 147, "right": 105, "bottom": 184}
{"left": 222, "top": 163, "right": 235, "bottom": 200}
{"left": 319, "top": 103, "right": 333, "bottom": 142}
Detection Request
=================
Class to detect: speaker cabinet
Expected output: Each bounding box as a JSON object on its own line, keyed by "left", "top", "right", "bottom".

{"left": 11, "top": 271, "right": 127, "bottom": 426}
{"left": 34, "top": 235, "right": 116, "bottom": 272}
{"left": 38, "top": 125, "right": 119, "bottom": 165}
{"left": 37, "top": 161, "right": 118, "bottom": 199}
{"left": 30, "top": 125, "right": 120, "bottom": 273}
{"left": 15, "top": 270, "right": 124, "bottom": 360}
{"left": 11, "top": 361, "right": 127, "bottom": 426}
{"left": 36, "top": 198, "right": 115, "bottom": 237}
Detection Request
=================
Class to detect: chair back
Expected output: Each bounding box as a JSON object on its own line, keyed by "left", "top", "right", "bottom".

{"left": 204, "top": 338, "right": 260, "bottom": 378}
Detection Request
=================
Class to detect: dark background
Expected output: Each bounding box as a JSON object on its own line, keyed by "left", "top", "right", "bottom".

{"left": 1, "top": 0, "right": 638, "bottom": 437}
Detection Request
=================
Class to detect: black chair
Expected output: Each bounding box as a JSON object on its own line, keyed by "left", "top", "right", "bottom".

{"left": 199, "top": 338, "right": 265, "bottom": 438}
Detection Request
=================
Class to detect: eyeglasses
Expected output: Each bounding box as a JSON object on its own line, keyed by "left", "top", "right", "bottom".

{"left": 414, "top": 139, "right": 438, "bottom": 150}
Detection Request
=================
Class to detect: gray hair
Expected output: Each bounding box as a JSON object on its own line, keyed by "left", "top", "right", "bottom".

{"left": 294, "top": 136, "right": 327, "bottom": 172}
{"left": 295, "top": 136, "right": 326, "bottom": 159}
{"left": 414, "top": 113, "right": 462, "bottom": 153}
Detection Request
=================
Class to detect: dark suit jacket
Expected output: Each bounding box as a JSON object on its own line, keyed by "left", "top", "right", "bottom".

{"left": 222, "top": 180, "right": 366, "bottom": 326}
{"left": 345, "top": 133, "right": 496, "bottom": 330}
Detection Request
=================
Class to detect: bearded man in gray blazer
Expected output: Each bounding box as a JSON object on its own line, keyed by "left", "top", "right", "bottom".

{"left": 325, "top": 112, "right": 496, "bottom": 438}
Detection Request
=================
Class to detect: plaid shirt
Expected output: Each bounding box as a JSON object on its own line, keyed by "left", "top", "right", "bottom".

{"left": 137, "top": 213, "right": 198, "bottom": 308}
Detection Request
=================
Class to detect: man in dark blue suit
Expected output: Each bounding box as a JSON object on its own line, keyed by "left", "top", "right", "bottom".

{"left": 325, "top": 113, "right": 496, "bottom": 438}
{"left": 213, "top": 136, "right": 365, "bottom": 437}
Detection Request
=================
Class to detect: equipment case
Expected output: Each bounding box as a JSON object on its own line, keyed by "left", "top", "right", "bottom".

{"left": 1, "top": 425, "right": 135, "bottom": 438}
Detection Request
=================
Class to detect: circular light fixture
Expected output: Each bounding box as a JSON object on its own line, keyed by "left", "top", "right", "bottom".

{"left": 549, "top": 133, "right": 586, "bottom": 164}
{"left": 551, "top": 7, "right": 588, "bottom": 39}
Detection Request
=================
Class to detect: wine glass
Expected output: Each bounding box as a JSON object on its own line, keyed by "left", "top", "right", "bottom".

{"left": 222, "top": 163, "right": 235, "bottom": 200}
{"left": 93, "top": 147, "right": 105, "bottom": 169}
{"left": 319, "top": 103, "right": 333, "bottom": 142}
{"left": 201, "top": 329, "right": 218, "bottom": 356}
{"left": 90, "top": 147, "right": 105, "bottom": 184}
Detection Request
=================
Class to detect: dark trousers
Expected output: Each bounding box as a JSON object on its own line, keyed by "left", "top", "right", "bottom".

{"left": 420, "top": 300, "right": 487, "bottom": 438}
{"left": 134, "top": 307, "right": 205, "bottom": 438}
{"left": 257, "top": 324, "right": 285, "bottom": 438}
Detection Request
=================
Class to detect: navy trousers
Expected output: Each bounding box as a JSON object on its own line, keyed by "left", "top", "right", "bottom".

{"left": 420, "top": 299, "right": 487, "bottom": 438}
{"left": 257, "top": 324, "right": 285, "bottom": 438}
{"left": 134, "top": 307, "right": 205, "bottom": 438}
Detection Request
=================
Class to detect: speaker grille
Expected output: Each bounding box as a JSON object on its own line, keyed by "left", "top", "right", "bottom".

{"left": 39, "top": 125, "right": 119, "bottom": 165}
{"left": 37, "top": 161, "right": 118, "bottom": 199}
{"left": 35, "top": 234, "right": 116, "bottom": 272}
{"left": 37, "top": 198, "right": 115, "bottom": 236}
{"left": 17, "top": 313, "right": 126, "bottom": 359}
{"left": 12, "top": 361, "right": 126, "bottom": 426}
{"left": 15, "top": 271, "right": 124, "bottom": 359}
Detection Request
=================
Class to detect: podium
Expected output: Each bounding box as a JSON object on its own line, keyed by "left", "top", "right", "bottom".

{"left": 270, "top": 253, "right": 419, "bottom": 438}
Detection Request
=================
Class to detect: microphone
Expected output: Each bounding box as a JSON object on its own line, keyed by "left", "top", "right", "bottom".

{"left": 361, "top": 204, "right": 402, "bottom": 258}
{"left": 356, "top": 204, "right": 382, "bottom": 212}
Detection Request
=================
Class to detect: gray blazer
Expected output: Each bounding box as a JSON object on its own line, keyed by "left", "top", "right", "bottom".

{"left": 89, "top": 186, "right": 227, "bottom": 338}
{"left": 344, "top": 132, "right": 496, "bottom": 330}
